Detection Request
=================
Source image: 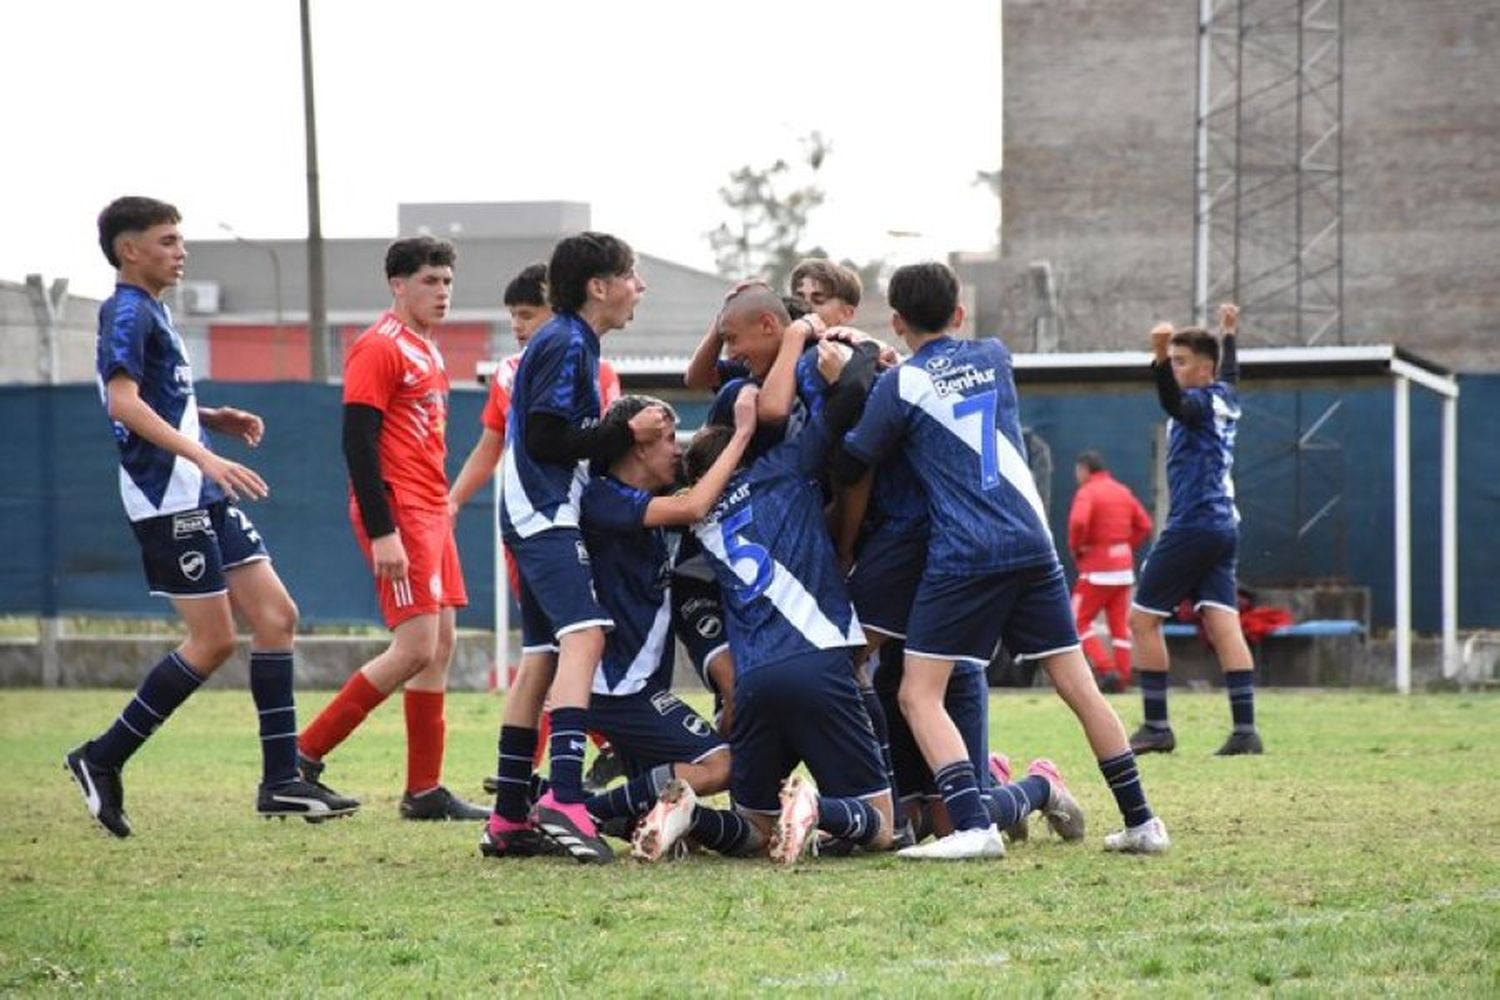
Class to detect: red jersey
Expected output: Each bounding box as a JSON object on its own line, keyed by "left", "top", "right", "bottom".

{"left": 1067, "top": 470, "right": 1152, "bottom": 583}
{"left": 343, "top": 312, "right": 451, "bottom": 510}
{"left": 480, "top": 350, "right": 621, "bottom": 438}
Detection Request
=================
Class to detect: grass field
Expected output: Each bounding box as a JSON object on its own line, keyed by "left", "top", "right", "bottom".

{"left": 2, "top": 688, "right": 1497, "bottom": 996}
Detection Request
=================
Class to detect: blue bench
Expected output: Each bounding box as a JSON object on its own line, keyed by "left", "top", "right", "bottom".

{"left": 1161, "top": 619, "right": 1364, "bottom": 639}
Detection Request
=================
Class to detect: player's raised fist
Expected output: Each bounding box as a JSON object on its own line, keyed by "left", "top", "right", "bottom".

{"left": 1218, "top": 303, "right": 1239, "bottom": 334}
{"left": 732, "top": 384, "right": 759, "bottom": 434}
{"left": 628, "top": 404, "right": 669, "bottom": 443}
{"left": 1150, "top": 322, "right": 1175, "bottom": 358}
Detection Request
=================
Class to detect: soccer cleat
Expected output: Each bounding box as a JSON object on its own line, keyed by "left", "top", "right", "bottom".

{"left": 1103, "top": 815, "right": 1171, "bottom": 854}
{"left": 1026, "top": 758, "right": 1086, "bottom": 842}
{"left": 769, "top": 775, "right": 820, "bottom": 866}
{"left": 479, "top": 813, "right": 555, "bottom": 858}
{"left": 1215, "top": 730, "right": 1265, "bottom": 756}
{"left": 583, "top": 747, "right": 625, "bottom": 794}
{"left": 64, "top": 744, "right": 132, "bottom": 838}
{"left": 988, "top": 752, "right": 1027, "bottom": 843}
{"left": 897, "top": 824, "right": 1005, "bottom": 860}
{"left": 257, "top": 779, "right": 360, "bottom": 822}
{"left": 1128, "top": 724, "right": 1177, "bottom": 755}
{"left": 297, "top": 752, "right": 360, "bottom": 806}
{"left": 533, "top": 791, "right": 616, "bottom": 864}
{"left": 1096, "top": 672, "right": 1125, "bottom": 694}
{"left": 400, "top": 785, "right": 489, "bottom": 821}
{"left": 631, "top": 778, "right": 697, "bottom": 862}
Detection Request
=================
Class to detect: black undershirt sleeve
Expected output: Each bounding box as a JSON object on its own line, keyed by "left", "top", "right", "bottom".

{"left": 525, "top": 411, "right": 634, "bottom": 467}
{"left": 1219, "top": 334, "right": 1240, "bottom": 386}
{"left": 342, "top": 403, "right": 395, "bottom": 539}
{"left": 827, "top": 343, "right": 879, "bottom": 484}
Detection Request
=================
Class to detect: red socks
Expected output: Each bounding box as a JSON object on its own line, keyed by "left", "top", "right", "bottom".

{"left": 404, "top": 689, "right": 446, "bottom": 794}
{"left": 298, "top": 671, "right": 387, "bottom": 761}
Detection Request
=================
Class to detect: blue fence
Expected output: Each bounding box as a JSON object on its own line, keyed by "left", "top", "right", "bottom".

{"left": 2, "top": 375, "right": 1496, "bottom": 630}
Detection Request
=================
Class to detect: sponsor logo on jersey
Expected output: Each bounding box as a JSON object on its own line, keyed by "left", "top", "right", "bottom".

{"left": 931, "top": 366, "right": 996, "bottom": 397}
{"left": 172, "top": 510, "right": 211, "bottom": 539}
{"left": 179, "top": 550, "right": 206, "bottom": 581}
{"left": 925, "top": 354, "right": 953, "bottom": 372}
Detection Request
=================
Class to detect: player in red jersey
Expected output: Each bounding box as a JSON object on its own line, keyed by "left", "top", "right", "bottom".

{"left": 1068, "top": 450, "right": 1153, "bottom": 691}
{"left": 297, "top": 236, "right": 486, "bottom": 821}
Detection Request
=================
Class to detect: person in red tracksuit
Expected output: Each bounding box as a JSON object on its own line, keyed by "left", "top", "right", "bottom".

{"left": 1068, "top": 451, "right": 1153, "bottom": 692}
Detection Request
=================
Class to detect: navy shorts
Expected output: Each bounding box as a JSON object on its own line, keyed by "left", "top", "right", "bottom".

{"left": 1133, "top": 525, "right": 1239, "bottom": 616}
{"left": 874, "top": 642, "right": 989, "bottom": 797}
{"left": 847, "top": 524, "right": 928, "bottom": 639}
{"left": 588, "top": 684, "right": 726, "bottom": 777}
{"left": 509, "top": 527, "right": 613, "bottom": 652}
{"left": 906, "top": 562, "right": 1080, "bottom": 667}
{"left": 670, "top": 572, "right": 730, "bottom": 690}
{"left": 731, "top": 648, "right": 890, "bottom": 814}
{"left": 131, "top": 501, "right": 269, "bottom": 598}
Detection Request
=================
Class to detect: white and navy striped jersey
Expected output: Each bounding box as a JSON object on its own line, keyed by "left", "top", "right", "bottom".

{"left": 94, "top": 283, "right": 223, "bottom": 522}
{"left": 843, "top": 336, "right": 1057, "bottom": 577}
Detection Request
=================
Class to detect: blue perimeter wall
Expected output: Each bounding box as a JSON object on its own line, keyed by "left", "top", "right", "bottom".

{"left": 2, "top": 375, "right": 1496, "bottom": 630}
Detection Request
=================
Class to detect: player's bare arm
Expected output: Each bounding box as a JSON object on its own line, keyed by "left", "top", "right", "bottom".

{"left": 199, "top": 406, "right": 264, "bottom": 448}
{"left": 106, "top": 374, "right": 268, "bottom": 502}
{"left": 448, "top": 427, "right": 504, "bottom": 517}
{"left": 757, "top": 313, "right": 824, "bottom": 425}
{"left": 642, "top": 386, "right": 758, "bottom": 528}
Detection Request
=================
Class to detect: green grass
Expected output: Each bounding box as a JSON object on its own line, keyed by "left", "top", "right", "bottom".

{"left": 2, "top": 689, "right": 1497, "bottom": 996}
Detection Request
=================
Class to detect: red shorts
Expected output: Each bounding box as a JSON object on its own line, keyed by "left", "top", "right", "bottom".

{"left": 350, "top": 499, "right": 468, "bottom": 629}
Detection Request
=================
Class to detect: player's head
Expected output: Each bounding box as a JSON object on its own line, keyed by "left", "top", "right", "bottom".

{"left": 385, "top": 236, "right": 456, "bottom": 332}
{"left": 1168, "top": 327, "right": 1220, "bottom": 389}
{"left": 717, "top": 283, "right": 792, "bottom": 380}
{"left": 547, "top": 232, "right": 644, "bottom": 334}
{"left": 1075, "top": 449, "right": 1106, "bottom": 486}
{"left": 503, "top": 262, "right": 551, "bottom": 346}
{"left": 790, "top": 258, "right": 861, "bottom": 326}
{"left": 98, "top": 196, "right": 185, "bottom": 294}
{"left": 604, "top": 394, "right": 681, "bottom": 489}
{"left": 684, "top": 424, "right": 736, "bottom": 485}
{"left": 888, "top": 261, "right": 963, "bottom": 342}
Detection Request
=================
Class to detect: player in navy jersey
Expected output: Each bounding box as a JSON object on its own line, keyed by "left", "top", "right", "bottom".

{"left": 552, "top": 391, "right": 757, "bottom": 862}
{"left": 65, "top": 196, "right": 356, "bottom": 837}
{"left": 486, "top": 232, "right": 668, "bottom": 863}
{"left": 838, "top": 261, "right": 1168, "bottom": 857}
{"left": 1129, "top": 305, "right": 1263, "bottom": 757}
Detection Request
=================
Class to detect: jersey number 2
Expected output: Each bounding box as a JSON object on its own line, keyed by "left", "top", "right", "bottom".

{"left": 721, "top": 506, "right": 772, "bottom": 600}
{"left": 952, "top": 390, "right": 999, "bottom": 489}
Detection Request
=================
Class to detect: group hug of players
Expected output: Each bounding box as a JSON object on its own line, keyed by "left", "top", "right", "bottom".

{"left": 68, "top": 195, "right": 1263, "bottom": 865}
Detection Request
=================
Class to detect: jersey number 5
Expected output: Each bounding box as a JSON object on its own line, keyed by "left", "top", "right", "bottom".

{"left": 952, "top": 390, "right": 999, "bottom": 489}
{"left": 721, "top": 506, "right": 772, "bottom": 600}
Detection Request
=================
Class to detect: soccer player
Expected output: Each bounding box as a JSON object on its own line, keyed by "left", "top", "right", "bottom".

{"left": 790, "top": 257, "right": 862, "bottom": 328}
{"left": 447, "top": 263, "right": 621, "bottom": 791}
{"left": 837, "top": 261, "right": 1169, "bottom": 857}
{"left": 1068, "top": 450, "right": 1153, "bottom": 692}
{"left": 557, "top": 392, "right": 757, "bottom": 861}
{"left": 1128, "top": 304, "right": 1263, "bottom": 756}
{"left": 295, "top": 236, "right": 486, "bottom": 821}
{"left": 66, "top": 195, "right": 357, "bottom": 837}
{"left": 487, "top": 232, "right": 666, "bottom": 863}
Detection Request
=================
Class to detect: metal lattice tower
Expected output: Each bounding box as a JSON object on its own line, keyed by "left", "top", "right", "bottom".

{"left": 1193, "top": 0, "right": 1344, "bottom": 344}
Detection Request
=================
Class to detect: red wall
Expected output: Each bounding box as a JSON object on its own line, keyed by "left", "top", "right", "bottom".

{"left": 210, "top": 322, "right": 493, "bottom": 382}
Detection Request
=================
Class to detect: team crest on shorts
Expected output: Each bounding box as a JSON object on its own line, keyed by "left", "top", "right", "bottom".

{"left": 429, "top": 573, "right": 443, "bottom": 600}
{"left": 178, "top": 550, "right": 206, "bottom": 581}
{"left": 695, "top": 614, "right": 723, "bottom": 640}
{"left": 682, "top": 713, "right": 712, "bottom": 738}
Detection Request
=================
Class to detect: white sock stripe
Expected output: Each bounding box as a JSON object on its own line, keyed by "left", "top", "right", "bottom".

{"left": 495, "top": 775, "right": 530, "bottom": 786}
{"left": 260, "top": 732, "right": 298, "bottom": 741}
{"left": 257, "top": 705, "right": 296, "bottom": 716}
{"left": 119, "top": 716, "right": 149, "bottom": 739}
{"left": 498, "top": 752, "right": 534, "bottom": 762}
{"left": 132, "top": 695, "right": 165, "bottom": 720}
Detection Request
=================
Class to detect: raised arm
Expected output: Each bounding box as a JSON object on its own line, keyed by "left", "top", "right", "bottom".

{"left": 684, "top": 315, "right": 727, "bottom": 391}
{"left": 643, "top": 386, "right": 759, "bottom": 527}
{"left": 1217, "top": 302, "right": 1240, "bottom": 386}
{"left": 1149, "top": 321, "right": 1207, "bottom": 423}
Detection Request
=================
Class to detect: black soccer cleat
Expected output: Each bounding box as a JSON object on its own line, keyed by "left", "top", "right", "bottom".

{"left": 1214, "top": 730, "right": 1265, "bottom": 756}
{"left": 297, "top": 752, "right": 360, "bottom": 804}
{"left": 532, "top": 792, "right": 615, "bottom": 864}
{"left": 583, "top": 747, "right": 625, "bottom": 794}
{"left": 64, "top": 744, "right": 132, "bottom": 838}
{"left": 400, "top": 785, "right": 489, "bottom": 821}
{"left": 1128, "top": 724, "right": 1177, "bottom": 755}
{"left": 257, "top": 779, "right": 360, "bottom": 822}
{"left": 479, "top": 818, "right": 560, "bottom": 859}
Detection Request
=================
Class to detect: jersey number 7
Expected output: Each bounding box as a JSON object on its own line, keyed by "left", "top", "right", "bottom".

{"left": 952, "top": 390, "right": 999, "bottom": 489}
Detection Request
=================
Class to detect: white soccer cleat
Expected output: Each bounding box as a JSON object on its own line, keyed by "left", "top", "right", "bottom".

{"left": 631, "top": 778, "right": 697, "bottom": 862}
{"left": 897, "top": 824, "right": 1006, "bottom": 860}
{"left": 768, "top": 775, "right": 820, "bottom": 866}
{"left": 1103, "top": 816, "right": 1171, "bottom": 855}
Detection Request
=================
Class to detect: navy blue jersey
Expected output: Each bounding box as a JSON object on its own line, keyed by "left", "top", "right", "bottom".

{"left": 693, "top": 413, "right": 863, "bottom": 675}
{"left": 95, "top": 283, "right": 224, "bottom": 522}
{"left": 1163, "top": 381, "right": 1240, "bottom": 530}
{"left": 869, "top": 449, "right": 929, "bottom": 530}
{"left": 580, "top": 475, "right": 674, "bottom": 696}
{"left": 707, "top": 342, "right": 824, "bottom": 459}
{"left": 500, "top": 313, "right": 603, "bottom": 541}
{"left": 843, "top": 338, "right": 1056, "bottom": 576}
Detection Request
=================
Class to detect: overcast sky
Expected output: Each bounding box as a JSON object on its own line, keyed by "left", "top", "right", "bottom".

{"left": 3, "top": 1, "right": 1002, "bottom": 300}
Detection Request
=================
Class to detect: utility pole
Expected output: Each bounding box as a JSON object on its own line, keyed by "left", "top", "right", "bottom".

{"left": 26, "top": 274, "right": 68, "bottom": 688}
{"left": 301, "top": 0, "right": 330, "bottom": 382}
